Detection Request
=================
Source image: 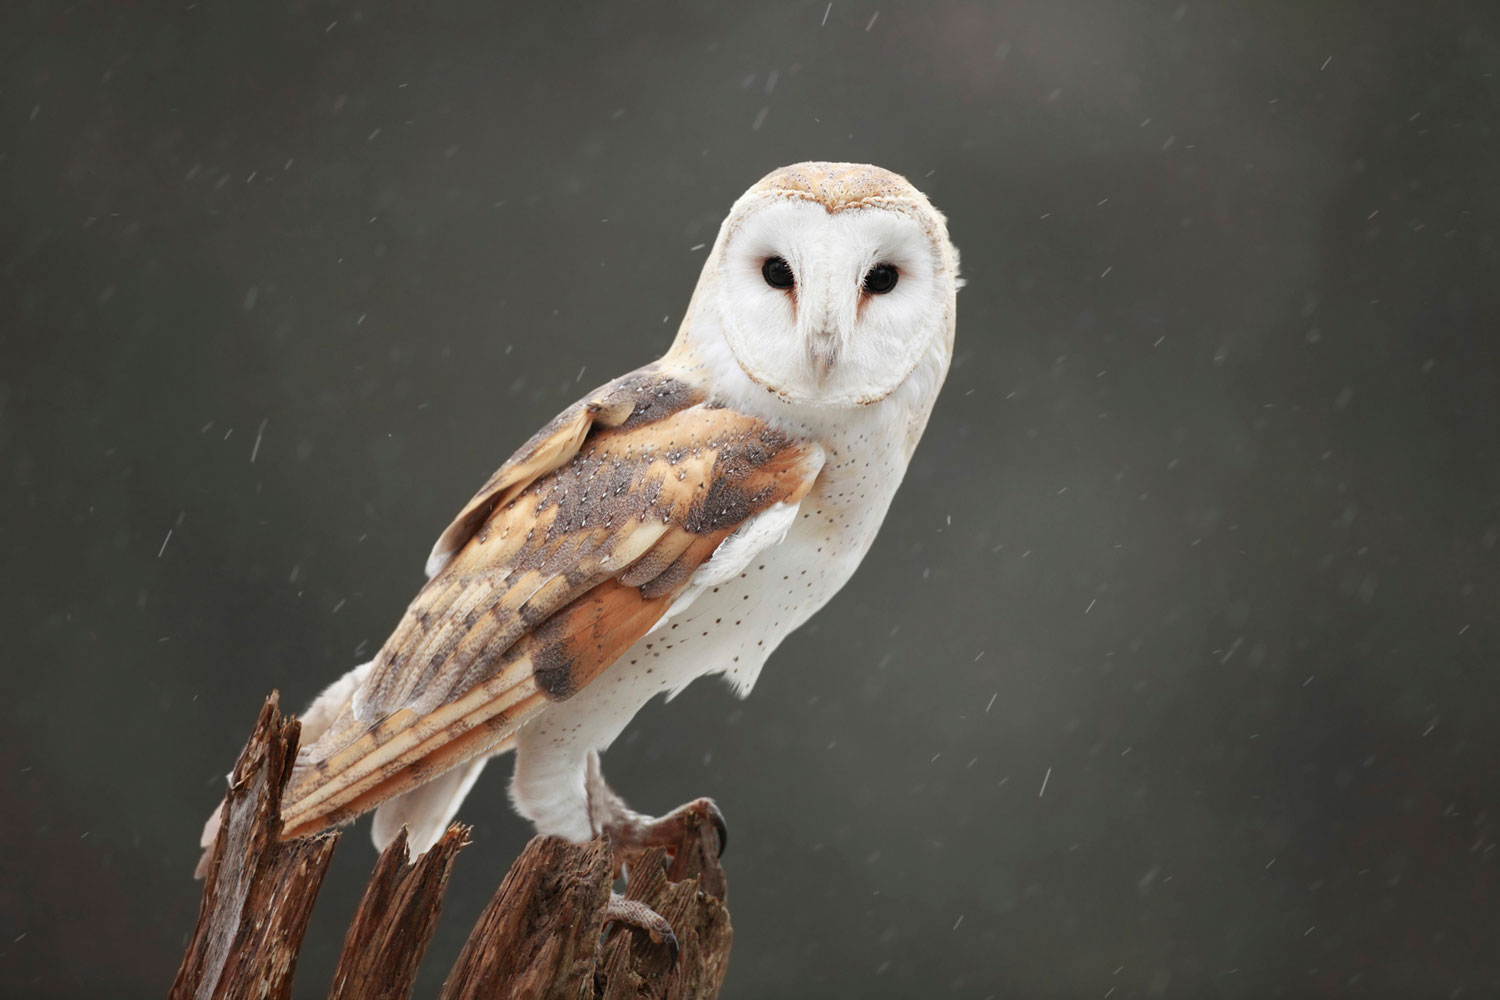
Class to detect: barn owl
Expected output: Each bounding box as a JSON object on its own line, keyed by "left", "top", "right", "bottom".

{"left": 200, "top": 163, "right": 959, "bottom": 903}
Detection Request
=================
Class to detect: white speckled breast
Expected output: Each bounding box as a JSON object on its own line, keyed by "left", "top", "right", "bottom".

{"left": 514, "top": 352, "right": 933, "bottom": 762}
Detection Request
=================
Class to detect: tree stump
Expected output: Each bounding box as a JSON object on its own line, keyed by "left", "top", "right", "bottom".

{"left": 170, "top": 696, "right": 339, "bottom": 1000}
{"left": 329, "top": 825, "right": 469, "bottom": 1000}
{"left": 173, "top": 694, "right": 733, "bottom": 999}
{"left": 441, "top": 806, "right": 731, "bottom": 1000}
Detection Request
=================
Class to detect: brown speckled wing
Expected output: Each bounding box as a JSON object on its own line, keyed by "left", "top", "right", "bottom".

{"left": 278, "top": 371, "right": 820, "bottom": 839}
{"left": 424, "top": 367, "right": 706, "bottom": 577}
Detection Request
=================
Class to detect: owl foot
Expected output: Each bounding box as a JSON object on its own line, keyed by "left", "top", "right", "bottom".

{"left": 608, "top": 797, "right": 728, "bottom": 859}
{"left": 603, "top": 893, "right": 679, "bottom": 968}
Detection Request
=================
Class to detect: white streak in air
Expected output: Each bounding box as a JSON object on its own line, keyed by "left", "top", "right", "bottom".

{"left": 250, "top": 418, "right": 267, "bottom": 463}
{"left": 822, "top": 3, "right": 831, "bottom": 27}
{"left": 158, "top": 529, "right": 173, "bottom": 558}
{"left": 865, "top": 11, "right": 879, "bottom": 31}
{"left": 985, "top": 692, "right": 997, "bottom": 713}
{"left": 1038, "top": 767, "right": 1051, "bottom": 797}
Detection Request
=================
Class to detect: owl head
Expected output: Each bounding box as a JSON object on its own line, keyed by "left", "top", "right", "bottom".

{"left": 676, "top": 162, "right": 960, "bottom": 409}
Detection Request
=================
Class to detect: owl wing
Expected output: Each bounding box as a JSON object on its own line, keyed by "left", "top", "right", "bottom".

{"left": 278, "top": 366, "right": 823, "bottom": 839}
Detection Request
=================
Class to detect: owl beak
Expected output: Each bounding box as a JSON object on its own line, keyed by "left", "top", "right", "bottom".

{"left": 807, "top": 329, "right": 839, "bottom": 386}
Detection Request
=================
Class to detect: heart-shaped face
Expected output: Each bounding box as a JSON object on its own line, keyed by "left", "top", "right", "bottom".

{"left": 694, "top": 162, "right": 959, "bottom": 408}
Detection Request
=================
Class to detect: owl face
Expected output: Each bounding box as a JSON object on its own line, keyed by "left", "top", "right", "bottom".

{"left": 703, "top": 163, "right": 958, "bottom": 409}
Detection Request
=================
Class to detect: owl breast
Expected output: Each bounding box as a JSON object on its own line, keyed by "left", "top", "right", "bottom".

{"left": 516, "top": 411, "right": 915, "bottom": 756}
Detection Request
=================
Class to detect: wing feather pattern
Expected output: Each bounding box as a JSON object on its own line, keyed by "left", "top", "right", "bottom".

{"left": 279, "top": 366, "right": 821, "bottom": 839}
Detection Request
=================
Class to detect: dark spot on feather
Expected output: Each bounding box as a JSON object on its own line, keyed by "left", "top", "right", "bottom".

{"left": 370, "top": 716, "right": 397, "bottom": 746}
{"left": 640, "top": 551, "right": 698, "bottom": 599}
{"left": 533, "top": 641, "right": 578, "bottom": 699}
{"left": 685, "top": 479, "right": 753, "bottom": 533}
{"left": 608, "top": 371, "right": 701, "bottom": 429}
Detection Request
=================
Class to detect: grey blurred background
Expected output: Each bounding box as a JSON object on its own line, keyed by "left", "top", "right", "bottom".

{"left": 3, "top": 1, "right": 1498, "bottom": 997}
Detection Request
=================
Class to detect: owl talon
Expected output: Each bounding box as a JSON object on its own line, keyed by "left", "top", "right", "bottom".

{"left": 603, "top": 893, "right": 679, "bottom": 968}
{"left": 706, "top": 801, "right": 728, "bottom": 857}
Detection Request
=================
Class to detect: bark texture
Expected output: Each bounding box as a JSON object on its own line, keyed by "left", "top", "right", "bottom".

{"left": 329, "top": 824, "right": 469, "bottom": 1000}
{"left": 170, "top": 694, "right": 340, "bottom": 1000}
{"left": 173, "top": 694, "right": 733, "bottom": 999}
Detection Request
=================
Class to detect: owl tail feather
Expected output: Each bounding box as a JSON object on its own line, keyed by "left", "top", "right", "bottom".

{"left": 371, "top": 754, "right": 489, "bottom": 854}
{"left": 194, "top": 661, "right": 376, "bottom": 878}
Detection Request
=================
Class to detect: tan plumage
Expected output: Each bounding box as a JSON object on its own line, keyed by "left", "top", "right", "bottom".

{"left": 279, "top": 370, "right": 821, "bottom": 838}
{"left": 200, "top": 161, "right": 958, "bottom": 874}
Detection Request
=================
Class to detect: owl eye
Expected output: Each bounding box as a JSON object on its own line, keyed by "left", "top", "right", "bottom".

{"left": 863, "top": 263, "right": 899, "bottom": 295}
{"left": 761, "top": 256, "right": 795, "bottom": 290}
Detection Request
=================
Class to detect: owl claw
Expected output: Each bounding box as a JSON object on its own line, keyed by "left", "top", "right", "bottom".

{"left": 666, "top": 930, "right": 681, "bottom": 968}
{"left": 608, "top": 797, "right": 727, "bottom": 859}
{"left": 705, "top": 800, "right": 728, "bottom": 857}
{"left": 603, "top": 894, "right": 679, "bottom": 968}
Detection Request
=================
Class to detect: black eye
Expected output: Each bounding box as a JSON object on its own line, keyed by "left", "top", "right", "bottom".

{"left": 762, "top": 256, "right": 795, "bottom": 290}
{"left": 863, "top": 263, "right": 899, "bottom": 295}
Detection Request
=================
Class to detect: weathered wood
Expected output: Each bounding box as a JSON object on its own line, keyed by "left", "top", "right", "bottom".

{"left": 597, "top": 804, "right": 732, "bottom": 1000}
{"left": 440, "top": 835, "right": 616, "bottom": 1000}
{"left": 328, "top": 824, "right": 470, "bottom": 1000}
{"left": 170, "top": 693, "right": 340, "bottom": 1000}
{"left": 440, "top": 800, "right": 732, "bottom": 1000}
{"left": 173, "top": 693, "right": 734, "bottom": 999}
